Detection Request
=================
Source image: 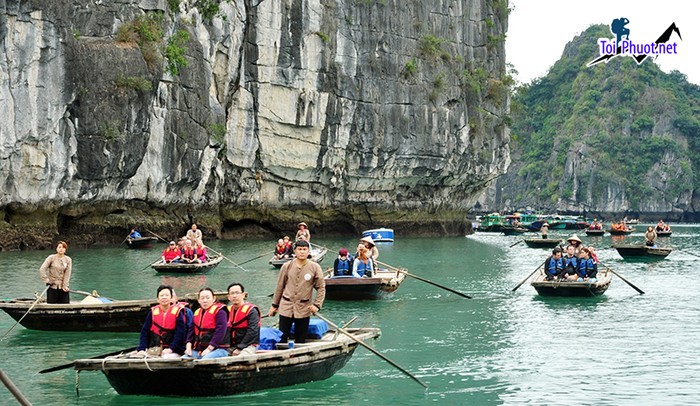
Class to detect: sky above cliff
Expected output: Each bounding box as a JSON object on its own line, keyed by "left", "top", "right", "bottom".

{"left": 507, "top": 0, "right": 699, "bottom": 85}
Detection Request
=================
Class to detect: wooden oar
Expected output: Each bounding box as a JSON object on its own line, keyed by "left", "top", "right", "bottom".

{"left": 512, "top": 263, "right": 544, "bottom": 292}
{"left": 207, "top": 247, "right": 251, "bottom": 273}
{"left": 509, "top": 240, "right": 523, "bottom": 248}
{"left": 145, "top": 228, "right": 169, "bottom": 243}
{"left": 237, "top": 251, "right": 275, "bottom": 266}
{"left": 120, "top": 232, "right": 132, "bottom": 246}
{"left": 314, "top": 313, "right": 428, "bottom": 389}
{"left": 0, "top": 369, "right": 31, "bottom": 406}
{"left": 0, "top": 286, "right": 50, "bottom": 341}
{"left": 376, "top": 260, "right": 472, "bottom": 299}
{"left": 38, "top": 346, "right": 138, "bottom": 374}
{"left": 69, "top": 289, "right": 115, "bottom": 301}
{"left": 600, "top": 262, "right": 645, "bottom": 295}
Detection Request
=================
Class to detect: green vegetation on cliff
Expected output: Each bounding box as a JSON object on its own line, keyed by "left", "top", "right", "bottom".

{"left": 508, "top": 24, "right": 700, "bottom": 212}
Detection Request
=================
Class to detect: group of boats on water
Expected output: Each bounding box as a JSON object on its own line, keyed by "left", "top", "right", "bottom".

{"left": 474, "top": 212, "right": 678, "bottom": 298}
{"left": 0, "top": 226, "right": 420, "bottom": 399}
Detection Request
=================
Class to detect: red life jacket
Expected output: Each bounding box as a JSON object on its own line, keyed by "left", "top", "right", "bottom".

{"left": 163, "top": 247, "right": 180, "bottom": 262}
{"left": 228, "top": 303, "right": 261, "bottom": 347}
{"left": 149, "top": 305, "right": 182, "bottom": 348}
{"left": 181, "top": 247, "right": 197, "bottom": 260}
{"left": 193, "top": 303, "right": 228, "bottom": 351}
{"left": 275, "top": 245, "right": 286, "bottom": 255}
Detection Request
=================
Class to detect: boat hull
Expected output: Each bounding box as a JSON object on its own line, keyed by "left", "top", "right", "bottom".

{"left": 362, "top": 228, "right": 394, "bottom": 243}
{"left": 608, "top": 229, "right": 634, "bottom": 235}
{"left": 0, "top": 299, "right": 153, "bottom": 332}
{"left": 656, "top": 231, "right": 672, "bottom": 237}
{"left": 324, "top": 271, "right": 405, "bottom": 300}
{"left": 585, "top": 229, "right": 605, "bottom": 236}
{"left": 523, "top": 238, "right": 562, "bottom": 249}
{"left": 269, "top": 248, "right": 327, "bottom": 268}
{"left": 530, "top": 273, "right": 612, "bottom": 297}
{"left": 151, "top": 255, "right": 224, "bottom": 274}
{"left": 612, "top": 244, "right": 672, "bottom": 259}
{"left": 126, "top": 237, "right": 159, "bottom": 249}
{"left": 74, "top": 328, "right": 381, "bottom": 397}
{"left": 501, "top": 227, "right": 528, "bottom": 236}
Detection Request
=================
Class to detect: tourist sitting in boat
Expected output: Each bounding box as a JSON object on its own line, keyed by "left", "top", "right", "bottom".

{"left": 283, "top": 235, "right": 293, "bottom": 253}
{"left": 129, "top": 228, "right": 142, "bottom": 239}
{"left": 588, "top": 219, "right": 602, "bottom": 230}
{"left": 576, "top": 248, "right": 598, "bottom": 283}
{"left": 184, "top": 287, "right": 230, "bottom": 359}
{"left": 186, "top": 223, "right": 203, "bottom": 244}
{"left": 195, "top": 240, "right": 208, "bottom": 263}
{"left": 352, "top": 243, "right": 375, "bottom": 278}
{"left": 561, "top": 245, "right": 579, "bottom": 281}
{"left": 137, "top": 285, "right": 187, "bottom": 358}
{"left": 333, "top": 248, "right": 354, "bottom": 276}
{"left": 655, "top": 220, "right": 670, "bottom": 232}
{"left": 540, "top": 222, "right": 549, "bottom": 239}
{"left": 180, "top": 239, "right": 200, "bottom": 264}
{"left": 296, "top": 222, "right": 311, "bottom": 242}
{"left": 226, "top": 283, "right": 261, "bottom": 356}
{"left": 566, "top": 235, "right": 583, "bottom": 255}
{"left": 543, "top": 247, "right": 564, "bottom": 281}
{"left": 161, "top": 241, "right": 182, "bottom": 263}
{"left": 644, "top": 226, "right": 657, "bottom": 247}
{"left": 274, "top": 239, "right": 292, "bottom": 259}
{"left": 359, "top": 236, "right": 379, "bottom": 260}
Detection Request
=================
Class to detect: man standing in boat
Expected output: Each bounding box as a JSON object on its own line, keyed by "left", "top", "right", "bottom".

{"left": 268, "top": 240, "right": 326, "bottom": 344}
{"left": 227, "top": 283, "right": 261, "bottom": 356}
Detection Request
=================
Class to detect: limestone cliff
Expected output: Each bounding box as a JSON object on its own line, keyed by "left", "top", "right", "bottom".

{"left": 0, "top": 0, "right": 509, "bottom": 249}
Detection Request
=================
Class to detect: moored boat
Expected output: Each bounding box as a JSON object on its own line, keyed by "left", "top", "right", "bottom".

{"left": 501, "top": 226, "right": 528, "bottom": 236}
{"left": 362, "top": 228, "right": 395, "bottom": 243}
{"left": 475, "top": 213, "right": 507, "bottom": 232}
{"left": 656, "top": 230, "right": 672, "bottom": 237}
{"left": 73, "top": 327, "right": 381, "bottom": 397}
{"left": 530, "top": 269, "right": 612, "bottom": 297}
{"left": 523, "top": 238, "right": 563, "bottom": 249}
{"left": 324, "top": 268, "right": 406, "bottom": 300}
{"left": 151, "top": 254, "right": 224, "bottom": 274}
{"left": 612, "top": 244, "right": 672, "bottom": 259}
{"left": 125, "top": 236, "right": 159, "bottom": 249}
{"left": 585, "top": 229, "right": 605, "bottom": 236}
{"left": 269, "top": 246, "right": 327, "bottom": 268}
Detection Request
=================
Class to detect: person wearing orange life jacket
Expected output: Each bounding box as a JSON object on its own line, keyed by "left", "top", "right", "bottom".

{"left": 226, "top": 283, "right": 261, "bottom": 356}
{"left": 136, "top": 285, "right": 187, "bottom": 357}
{"left": 161, "top": 241, "right": 181, "bottom": 263}
{"left": 180, "top": 239, "right": 198, "bottom": 264}
{"left": 184, "top": 287, "right": 229, "bottom": 359}
{"left": 194, "top": 239, "right": 208, "bottom": 263}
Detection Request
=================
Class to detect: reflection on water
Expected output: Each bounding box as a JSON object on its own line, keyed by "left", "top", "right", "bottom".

{"left": 1, "top": 230, "right": 700, "bottom": 404}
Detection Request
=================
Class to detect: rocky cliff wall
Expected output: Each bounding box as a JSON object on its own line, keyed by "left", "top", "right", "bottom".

{"left": 0, "top": 0, "right": 509, "bottom": 249}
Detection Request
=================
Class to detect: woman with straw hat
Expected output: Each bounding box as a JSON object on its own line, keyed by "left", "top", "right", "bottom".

{"left": 295, "top": 222, "right": 310, "bottom": 242}
{"left": 566, "top": 234, "right": 583, "bottom": 255}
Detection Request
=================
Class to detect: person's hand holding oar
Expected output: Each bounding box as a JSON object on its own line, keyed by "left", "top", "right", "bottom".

{"left": 375, "top": 260, "right": 472, "bottom": 299}
{"left": 599, "top": 262, "right": 645, "bottom": 294}
{"left": 512, "top": 263, "right": 544, "bottom": 292}
{"left": 314, "top": 313, "right": 428, "bottom": 389}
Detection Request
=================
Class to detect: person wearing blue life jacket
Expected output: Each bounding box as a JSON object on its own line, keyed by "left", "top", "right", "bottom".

{"left": 544, "top": 247, "right": 564, "bottom": 281}
{"left": 352, "top": 243, "right": 375, "bottom": 278}
{"left": 562, "top": 245, "right": 579, "bottom": 281}
{"left": 129, "top": 228, "right": 142, "bottom": 239}
{"left": 333, "top": 248, "right": 353, "bottom": 276}
{"left": 576, "top": 247, "right": 598, "bottom": 283}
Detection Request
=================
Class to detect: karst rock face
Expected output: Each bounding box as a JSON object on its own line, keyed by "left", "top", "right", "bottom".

{"left": 0, "top": 0, "right": 509, "bottom": 249}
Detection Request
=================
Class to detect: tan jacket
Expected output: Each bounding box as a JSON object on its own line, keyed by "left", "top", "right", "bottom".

{"left": 39, "top": 254, "right": 72, "bottom": 290}
{"left": 272, "top": 259, "right": 325, "bottom": 318}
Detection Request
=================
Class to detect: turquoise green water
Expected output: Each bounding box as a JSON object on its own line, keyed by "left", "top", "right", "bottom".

{"left": 1, "top": 225, "right": 699, "bottom": 405}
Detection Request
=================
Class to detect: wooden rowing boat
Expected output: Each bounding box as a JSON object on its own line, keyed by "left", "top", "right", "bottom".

{"left": 501, "top": 226, "right": 528, "bottom": 236}
{"left": 656, "top": 230, "right": 672, "bottom": 237}
{"left": 150, "top": 254, "right": 224, "bottom": 274}
{"left": 269, "top": 247, "right": 327, "bottom": 268}
{"left": 584, "top": 229, "right": 605, "bottom": 236}
{"left": 530, "top": 269, "right": 612, "bottom": 297}
{"left": 74, "top": 327, "right": 381, "bottom": 397}
{"left": 612, "top": 244, "right": 672, "bottom": 259}
{"left": 324, "top": 268, "right": 406, "bottom": 300}
{"left": 125, "top": 237, "right": 159, "bottom": 249}
{"left": 0, "top": 297, "right": 153, "bottom": 332}
{"left": 523, "top": 238, "right": 563, "bottom": 249}
{"left": 608, "top": 228, "right": 634, "bottom": 235}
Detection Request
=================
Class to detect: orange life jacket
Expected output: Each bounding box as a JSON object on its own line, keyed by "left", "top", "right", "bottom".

{"left": 193, "top": 303, "right": 228, "bottom": 350}
{"left": 149, "top": 305, "right": 182, "bottom": 348}
{"left": 182, "top": 247, "right": 197, "bottom": 260}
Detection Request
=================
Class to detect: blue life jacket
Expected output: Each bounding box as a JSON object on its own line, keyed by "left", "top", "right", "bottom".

{"left": 545, "top": 257, "right": 563, "bottom": 276}
{"left": 563, "top": 255, "right": 578, "bottom": 273}
{"left": 354, "top": 258, "right": 374, "bottom": 277}
{"left": 577, "top": 258, "right": 597, "bottom": 278}
{"left": 130, "top": 230, "right": 142, "bottom": 238}
{"left": 334, "top": 257, "right": 353, "bottom": 276}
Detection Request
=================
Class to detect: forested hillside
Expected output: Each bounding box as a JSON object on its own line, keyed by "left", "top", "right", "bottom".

{"left": 501, "top": 24, "right": 700, "bottom": 219}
